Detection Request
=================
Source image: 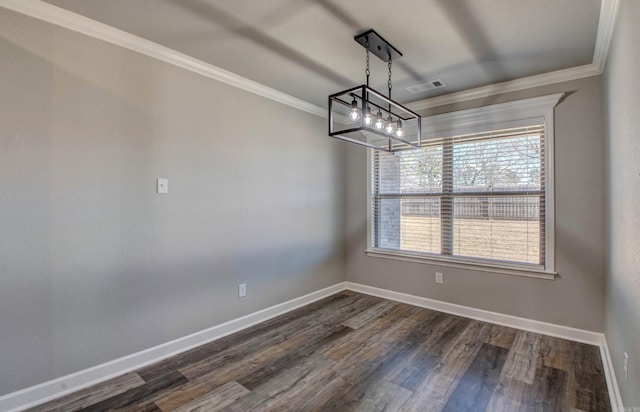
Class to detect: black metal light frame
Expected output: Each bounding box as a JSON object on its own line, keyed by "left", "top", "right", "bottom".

{"left": 328, "top": 29, "right": 422, "bottom": 152}
{"left": 328, "top": 85, "right": 422, "bottom": 151}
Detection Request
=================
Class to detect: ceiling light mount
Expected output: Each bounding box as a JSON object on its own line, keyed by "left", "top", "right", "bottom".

{"left": 354, "top": 29, "right": 402, "bottom": 62}
{"left": 328, "top": 29, "right": 421, "bottom": 152}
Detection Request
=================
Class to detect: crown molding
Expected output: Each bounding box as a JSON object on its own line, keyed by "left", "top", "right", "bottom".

{"left": 407, "top": 64, "right": 600, "bottom": 112}
{"left": 0, "top": 0, "right": 327, "bottom": 119}
{"left": 593, "top": 0, "right": 620, "bottom": 72}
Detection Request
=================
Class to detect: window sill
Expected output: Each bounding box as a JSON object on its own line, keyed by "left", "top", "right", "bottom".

{"left": 365, "top": 249, "right": 556, "bottom": 280}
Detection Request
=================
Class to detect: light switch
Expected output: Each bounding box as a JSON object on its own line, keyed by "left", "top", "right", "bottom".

{"left": 157, "top": 178, "right": 168, "bottom": 194}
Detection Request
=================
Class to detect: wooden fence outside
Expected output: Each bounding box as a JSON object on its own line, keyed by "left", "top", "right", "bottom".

{"left": 401, "top": 197, "right": 540, "bottom": 221}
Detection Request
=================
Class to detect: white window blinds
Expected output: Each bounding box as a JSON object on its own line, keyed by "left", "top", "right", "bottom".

{"left": 372, "top": 125, "right": 545, "bottom": 268}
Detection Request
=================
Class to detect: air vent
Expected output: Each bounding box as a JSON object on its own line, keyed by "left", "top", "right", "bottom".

{"left": 406, "top": 79, "right": 447, "bottom": 94}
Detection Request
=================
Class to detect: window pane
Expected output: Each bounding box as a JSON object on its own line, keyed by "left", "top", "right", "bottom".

{"left": 374, "top": 198, "right": 401, "bottom": 249}
{"left": 400, "top": 198, "right": 441, "bottom": 254}
{"left": 375, "top": 152, "right": 401, "bottom": 194}
{"left": 375, "top": 147, "right": 443, "bottom": 195}
{"left": 400, "top": 147, "right": 443, "bottom": 193}
{"left": 452, "top": 196, "right": 541, "bottom": 264}
{"left": 453, "top": 134, "right": 542, "bottom": 192}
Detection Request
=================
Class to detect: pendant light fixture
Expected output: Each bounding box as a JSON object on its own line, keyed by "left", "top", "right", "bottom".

{"left": 328, "top": 29, "right": 421, "bottom": 152}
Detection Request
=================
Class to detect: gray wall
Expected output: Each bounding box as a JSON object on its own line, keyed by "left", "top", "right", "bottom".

{"left": 603, "top": 0, "right": 640, "bottom": 406}
{"left": 345, "top": 75, "right": 606, "bottom": 332}
{"left": 0, "top": 10, "right": 344, "bottom": 396}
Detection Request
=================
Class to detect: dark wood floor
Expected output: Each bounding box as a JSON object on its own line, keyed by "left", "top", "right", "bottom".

{"left": 28, "top": 291, "right": 611, "bottom": 411}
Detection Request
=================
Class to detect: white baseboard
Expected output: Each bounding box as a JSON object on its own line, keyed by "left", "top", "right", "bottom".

{"left": 2, "top": 281, "right": 623, "bottom": 412}
{"left": 600, "top": 335, "right": 625, "bottom": 411}
{"left": 0, "top": 282, "right": 347, "bottom": 412}
{"left": 346, "top": 282, "right": 602, "bottom": 344}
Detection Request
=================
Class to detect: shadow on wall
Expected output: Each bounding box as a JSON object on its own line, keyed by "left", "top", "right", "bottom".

{"left": 555, "top": 211, "right": 605, "bottom": 282}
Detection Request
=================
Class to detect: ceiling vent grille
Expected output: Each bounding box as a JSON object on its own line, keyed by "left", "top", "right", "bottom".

{"left": 406, "top": 79, "right": 447, "bottom": 94}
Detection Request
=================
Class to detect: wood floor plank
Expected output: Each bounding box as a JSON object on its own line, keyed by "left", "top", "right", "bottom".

{"left": 486, "top": 365, "right": 568, "bottom": 411}
{"left": 539, "top": 334, "right": 572, "bottom": 371}
{"left": 80, "top": 371, "right": 188, "bottom": 412}
{"left": 152, "top": 380, "right": 221, "bottom": 411}
{"left": 391, "top": 314, "right": 470, "bottom": 391}
{"left": 120, "top": 402, "right": 163, "bottom": 412}
{"left": 154, "top": 320, "right": 357, "bottom": 410}
{"left": 353, "top": 381, "right": 413, "bottom": 412}
{"left": 235, "top": 325, "right": 353, "bottom": 390}
{"left": 172, "top": 323, "right": 353, "bottom": 403}
{"left": 217, "top": 321, "right": 349, "bottom": 381}
{"left": 266, "top": 305, "right": 424, "bottom": 411}
{"left": 392, "top": 349, "right": 440, "bottom": 393}
{"left": 485, "top": 323, "right": 518, "bottom": 350}
{"left": 569, "top": 342, "right": 611, "bottom": 412}
{"left": 176, "top": 295, "right": 375, "bottom": 381}
{"left": 341, "top": 300, "right": 397, "bottom": 329}
{"left": 501, "top": 330, "right": 542, "bottom": 384}
{"left": 137, "top": 292, "right": 371, "bottom": 382}
{"left": 222, "top": 354, "right": 335, "bottom": 411}
{"left": 441, "top": 343, "right": 509, "bottom": 412}
{"left": 25, "top": 372, "right": 146, "bottom": 412}
{"left": 320, "top": 303, "right": 414, "bottom": 362}
{"left": 319, "top": 307, "right": 448, "bottom": 408}
{"left": 399, "top": 321, "right": 494, "bottom": 411}
{"left": 315, "top": 335, "right": 420, "bottom": 410}
{"left": 170, "top": 381, "right": 250, "bottom": 412}
{"left": 171, "top": 320, "right": 342, "bottom": 395}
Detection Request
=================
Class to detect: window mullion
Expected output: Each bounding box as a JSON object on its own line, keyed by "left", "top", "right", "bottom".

{"left": 539, "top": 132, "right": 545, "bottom": 266}
{"left": 441, "top": 141, "right": 453, "bottom": 255}
{"left": 373, "top": 151, "right": 380, "bottom": 248}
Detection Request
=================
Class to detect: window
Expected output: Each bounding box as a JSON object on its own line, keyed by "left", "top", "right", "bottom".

{"left": 367, "top": 94, "right": 562, "bottom": 277}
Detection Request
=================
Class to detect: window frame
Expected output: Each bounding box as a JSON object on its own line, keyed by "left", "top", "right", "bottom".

{"left": 366, "top": 94, "right": 564, "bottom": 279}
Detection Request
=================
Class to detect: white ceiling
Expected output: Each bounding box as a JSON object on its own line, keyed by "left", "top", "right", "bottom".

{"left": 42, "top": 0, "right": 602, "bottom": 108}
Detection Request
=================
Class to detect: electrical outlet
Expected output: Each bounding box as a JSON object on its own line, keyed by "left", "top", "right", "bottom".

{"left": 624, "top": 352, "right": 629, "bottom": 380}
{"left": 238, "top": 283, "right": 247, "bottom": 298}
{"left": 435, "top": 272, "right": 444, "bottom": 284}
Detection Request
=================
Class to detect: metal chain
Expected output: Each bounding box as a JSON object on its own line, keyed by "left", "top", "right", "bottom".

{"left": 365, "top": 39, "right": 370, "bottom": 87}
{"left": 387, "top": 58, "right": 393, "bottom": 98}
